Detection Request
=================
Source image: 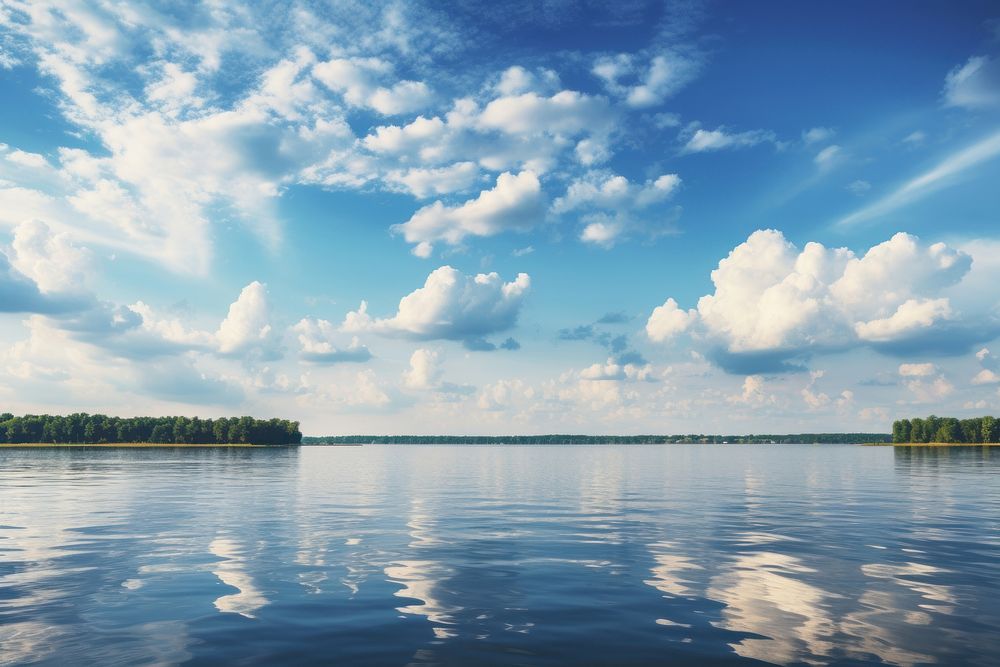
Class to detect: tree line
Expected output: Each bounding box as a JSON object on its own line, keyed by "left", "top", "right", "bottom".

{"left": 0, "top": 413, "right": 302, "bottom": 445}
{"left": 303, "top": 433, "right": 891, "bottom": 445}
{"left": 893, "top": 415, "right": 1000, "bottom": 444}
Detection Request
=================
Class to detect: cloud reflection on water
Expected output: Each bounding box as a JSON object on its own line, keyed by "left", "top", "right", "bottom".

{"left": 384, "top": 499, "right": 459, "bottom": 640}
{"left": 210, "top": 536, "right": 268, "bottom": 618}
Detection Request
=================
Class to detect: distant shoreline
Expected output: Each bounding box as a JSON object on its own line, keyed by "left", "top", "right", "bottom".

{"left": 866, "top": 442, "right": 1000, "bottom": 447}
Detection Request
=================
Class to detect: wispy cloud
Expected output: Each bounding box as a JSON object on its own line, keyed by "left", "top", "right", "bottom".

{"left": 835, "top": 130, "right": 1000, "bottom": 227}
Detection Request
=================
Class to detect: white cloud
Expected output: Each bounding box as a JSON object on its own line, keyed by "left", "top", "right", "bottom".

{"left": 802, "top": 127, "right": 835, "bottom": 144}
{"left": 552, "top": 172, "right": 680, "bottom": 213}
{"left": 385, "top": 162, "right": 480, "bottom": 198}
{"left": 216, "top": 282, "right": 280, "bottom": 359}
{"left": 403, "top": 348, "right": 443, "bottom": 389}
{"left": 5, "top": 149, "right": 49, "bottom": 169}
{"left": 8, "top": 220, "right": 90, "bottom": 295}
{"left": 362, "top": 115, "right": 447, "bottom": 156}
{"left": 646, "top": 298, "right": 697, "bottom": 342}
{"left": 647, "top": 229, "right": 988, "bottom": 372}
{"left": 126, "top": 301, "right": 216, "bottom": 352}
{"left": 477, "top": 378, "right": 535, "bottom": 411}
{"left": 0, "top": 221, "right": 93, "bottom": 314}
{"left": 358, "top": 87, "right": 616, "bottom": 180}
{"left": 972, "top": 369, "right": 1000, "bottom": 385}
{"left": 393, "top": 171, "right": 544, "bottom": 256}
{"left": 837, "top": 130, "right": 1000, "bottom": 227}
{"left": 478, "top": 90, "right": 611, "bottom": 136}
{"left": 580, "top": 219, "right": 624, "bottom": 247}
{"left": 898, "top": 364, "right": 954, "bottom": 403}
{"left": 814, "top": 145, "right": 843, "bottom": 170}
{"left": 342, "top": 266, "right": 530, "bottom": 345}
{"left": 899, "top": 363, "right": 937, "bottom": 377}
{"left": 579, "top": 358, "right": 654, "bottom": 382}
{"left": 144, "top": 62, "right": 200, "bottom": 112}
{"left": 496, "top": 66, "right": 536, "bottom": 96}
{"left": 681, "top": 126, "right": 776, "bottom": 153}
{"left": 552, "top": 171, "right": 681, "bottom": 247}
{"left": 801, "top": 371, "right": 831, "bottom": 409}
{"left": 854, "top": 298, "right": 952, "bottom": 341}
{"left": 494, "top": 65, "right": 559, "bottom": 96}
{"left": 593, "top": 52, "right": 699, "bottom": 108}
{"left": 348, "top": 370, "right": 392, "bottom": 408}
{"left": 313, "top": 57, "right": 433, "bottom": 115}
{"left": 728, "top": 375, "right": 777, "bottom": 406}
{"left": 0, "top": 36, "right": 350, "bottom": 274}
{"left": 972, "top": 347, "right": 1000, "bottom": 384}
{"left": 292, "top": 318, "right": 371, "bottom": 363}
{"left": 943, "top": 55, "right": 1000, "bottom": 109}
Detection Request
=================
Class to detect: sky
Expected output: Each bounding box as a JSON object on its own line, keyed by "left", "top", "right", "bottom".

{"left": 0, "top": 1, "right": 999, "bottom": 435}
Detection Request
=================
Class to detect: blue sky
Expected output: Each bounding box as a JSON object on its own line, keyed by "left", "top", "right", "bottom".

{"left": 1, "top": 1, "right": 999, "bottom": 435}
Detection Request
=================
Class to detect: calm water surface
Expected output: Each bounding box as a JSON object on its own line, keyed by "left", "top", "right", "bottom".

{"left": 1, "top": 444, "right": 999, "bottom": 666}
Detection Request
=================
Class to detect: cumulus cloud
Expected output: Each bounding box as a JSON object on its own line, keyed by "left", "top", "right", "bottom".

{"left": 393, "top": 171, "right": 544, "bottom": 257}
{"left": 972, "top": 348, "right": 1000, "bottom": 385}
{"left": 121, "top": 301, "right": 216, "bottom": 355}
{"left": 592, "top": 52, "right": 699, "bottom": 107}
{"left": 898, "top": 363, "right": 954, "bottom": 403}
{"left": 646, "top": 298, "right": 697, "bottom": 342}
{"left": 0, "top": 41, "right": 350, "bottom": 273}
{"left": 313, "top": 57, "right": 433, "bottom": 115}
{"left": 553, "top": 172, "right": 680, "bottom": 213}
{"left": 341, "top": 266, "right": 530, "bottom": 346}
{"left": 647, "top": 229, "right": 991, "bottom": 373}
{"left": 801, "top": 370, "right": 831, "bottom": 409}
{"left": 899, "top": 363, "right": 937, "bottom": 377}
{"left": 478, "top": 90, "right": 611, "bottom": 136}
{"left": 355, "top": 86, "right": 617, "bottom": 183}
{"left": 552, "top": 171, "right": 681, "bottom": 247}
{"left": 728, "top": 375, "right": 777, "bottom": 406}
{"left": 973, "top": 369, "right": 1000, "bottom": 385}
{"left": 579, "top": 358, "right": 654, "bottom": 382}
{"left": 385, "top": 162, "right": 480, "bottom": 198}
{"left": 0, "top": 221, "right": 93, "bottom": 314}
{"left": 9, "top": 220, "right": 90, "bottom": 294}
{"left": 477, "top": 378, "right": 535, "bottom": 411}
{"left": 216, "top": 282, "right": 281, "bottom": 359}
{"left": 854, "top": 298, "right": 952, "bottom": 341}
{"left": 292, "top": 318, "right": 372, "bottom": 363}
{"left": 403, "top": 348, "right": 443, "bottom": 389}
{"left": 2, "top": 3, "right": 664, "bottom": 264}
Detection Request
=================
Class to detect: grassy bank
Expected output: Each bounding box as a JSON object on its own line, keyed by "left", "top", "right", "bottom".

{"left": 0, "top": 442, "right": 295, "bottom": 448}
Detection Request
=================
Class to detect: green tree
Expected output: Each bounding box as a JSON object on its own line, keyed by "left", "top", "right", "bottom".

{"left": 893, "top": 419, "right": 912, "bottom": 443}
{"left": 983, "top": 416, "right": 999, "bottom": 443}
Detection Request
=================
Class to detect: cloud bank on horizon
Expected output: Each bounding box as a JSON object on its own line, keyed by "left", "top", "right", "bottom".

{"left": 0, "top": 0, "right": 998, "bottom": 434}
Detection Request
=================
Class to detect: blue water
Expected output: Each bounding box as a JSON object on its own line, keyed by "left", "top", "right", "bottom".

{"left": 1, "top": 444, "right": 999, "bottom": 666}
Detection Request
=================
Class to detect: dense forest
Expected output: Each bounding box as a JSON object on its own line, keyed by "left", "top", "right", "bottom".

{"left": 303, "top": 433, "right": 891, "bottom": 445}
{"left": 0, "top": 413, "right": 302, "bottom": 445}
{"left": 893, "top": 416, "right": 1000, "bottom": 444}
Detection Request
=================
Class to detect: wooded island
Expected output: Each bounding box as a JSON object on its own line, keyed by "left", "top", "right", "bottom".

{"left": 893, "top": 415, "right": 1000, "bottom": 444}
{"left": 0, "top": 413, "right": 302, "bottom": 445}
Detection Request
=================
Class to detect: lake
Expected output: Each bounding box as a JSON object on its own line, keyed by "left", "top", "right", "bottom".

{"left": 1, "top": 444, "right": 999, "bottom": 666}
